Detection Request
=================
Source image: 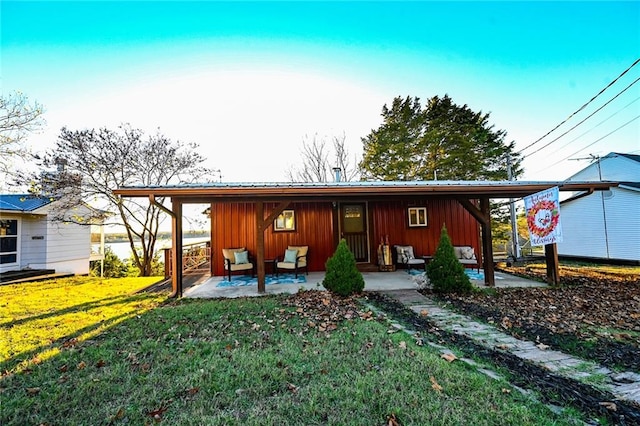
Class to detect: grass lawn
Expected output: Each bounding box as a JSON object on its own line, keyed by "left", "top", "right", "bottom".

{"left": 1, "top": 277, "right": 583, "bottom": 425}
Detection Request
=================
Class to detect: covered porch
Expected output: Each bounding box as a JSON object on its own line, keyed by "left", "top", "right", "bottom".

{"left": 114, "top": 180, "right": 616, "bottom": 297}
{"left": 182, "top": 269, "right": 547, "bottom": 299}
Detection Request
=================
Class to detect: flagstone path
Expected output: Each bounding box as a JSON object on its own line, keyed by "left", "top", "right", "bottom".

{"left": 378, "top": 289, "right": 640, "bottom": 418}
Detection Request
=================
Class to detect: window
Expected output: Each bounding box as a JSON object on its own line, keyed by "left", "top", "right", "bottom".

{"left": 274, "top": 210, "right": 295, "bottom": 231}
{"left": 408, "top": 207, "right": 427, "bottom": 227}
{"left": 0, "top": 219, "right": 18, "bottom": 264}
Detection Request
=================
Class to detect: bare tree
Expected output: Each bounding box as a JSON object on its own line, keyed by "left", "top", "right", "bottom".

{"left": 0, "top": 91, "right": 45, "bottom": 175}
{"left": 31, "top": 124, "right": 216, "bottom": 276}
{"left": 287, "top": 133, "right": 360, "bottom": 182}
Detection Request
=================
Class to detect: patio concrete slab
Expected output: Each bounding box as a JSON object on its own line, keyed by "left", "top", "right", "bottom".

{"left": 183, "top": 269, "right": 546, "bottom": 299}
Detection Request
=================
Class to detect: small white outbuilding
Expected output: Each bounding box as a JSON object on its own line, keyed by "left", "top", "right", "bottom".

{"left": 557, "top": 152, "right": 640, "bottom": 263}
{"left": 0, "top": 194, "right": 99, "bottom": 275}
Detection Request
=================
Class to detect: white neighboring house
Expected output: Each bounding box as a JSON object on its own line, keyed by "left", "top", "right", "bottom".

{"left": 0, "top": 194, "right": 101, "bottom": 275}
{"left": 557, "top": 152, "right": 640, "bottom": 263}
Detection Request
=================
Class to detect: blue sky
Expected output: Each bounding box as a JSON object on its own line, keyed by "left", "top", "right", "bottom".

{"left": 3, "top": 1, "right": 639, "bottom": 182}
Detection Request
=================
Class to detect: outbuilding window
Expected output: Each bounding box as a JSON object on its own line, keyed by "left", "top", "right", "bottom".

{"left": 0, "top": 219, "right": 19, "bottom": 264}
{"left": 408, "top": 207, "right": 427, "bottom": 227}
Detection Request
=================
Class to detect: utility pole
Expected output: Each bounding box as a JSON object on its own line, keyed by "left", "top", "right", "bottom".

{"left": 507, "top": 153, "right": 520, "bottom": 261}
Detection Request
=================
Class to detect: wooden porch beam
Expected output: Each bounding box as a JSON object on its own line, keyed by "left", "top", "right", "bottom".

{"left": 262, "top": 201, "right": 291, "bottom": 228}
{"left": 255, "top": 201, "right": 266, "bottom": 293}
{"left": 457, "top": 198, "right": 488, "bottom": 225}
{"left": 545, "top": 243, "right": 560, "bottom": 286}
{"left": 253, "top": 201, "right": 290, "bottom": 294}
{"left": 479, "top": 198, "right": 495, "bottom": 287}
{"left": 150, "top": 195, "right": 182, "bottom": 298}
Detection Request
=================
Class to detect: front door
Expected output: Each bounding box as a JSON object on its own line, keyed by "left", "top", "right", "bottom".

{"left": 340, "top": 203, "right": 369, "bottom": 262}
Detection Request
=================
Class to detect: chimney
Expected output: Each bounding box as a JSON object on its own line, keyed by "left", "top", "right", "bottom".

{"left": 332, "top": 167, "right": 342, "bottom": 182}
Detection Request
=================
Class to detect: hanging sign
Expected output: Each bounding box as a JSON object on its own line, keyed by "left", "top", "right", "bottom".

{"left": 523, "top": 186, "right": 563, "bottom": 246}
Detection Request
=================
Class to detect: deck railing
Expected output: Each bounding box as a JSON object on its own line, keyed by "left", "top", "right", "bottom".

{"left": 163, "top": 240, "right": 211, "bottom": 278}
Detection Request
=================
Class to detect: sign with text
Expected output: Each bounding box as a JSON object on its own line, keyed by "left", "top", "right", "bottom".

{"left": 524, "top": 186, "right": 563, "bottom": 246}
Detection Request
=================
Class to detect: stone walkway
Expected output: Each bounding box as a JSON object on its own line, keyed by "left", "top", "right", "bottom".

{"left": 379, "top": 289, "right": 640, "bottom": 408}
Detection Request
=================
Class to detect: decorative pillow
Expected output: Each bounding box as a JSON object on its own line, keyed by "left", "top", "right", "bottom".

{"left": 234, "top": 250, "right": 249, "bottom": 264}
{"left": 461, "top": 246, "right": 475, "bottom": 260}
{"left": 223, "top": 247, "right": 245, "bottom": 264}
{"left": 284, "top": 249, "right": 298, "bottom": 263}
{"left": 453, "top": 246, "right": 463, "bottom": 259}
{"left": 288, "top": 245, "right": 308, "bottom": 258}
{"left": 395, "top": 245, "right": 415, "bottom": 264}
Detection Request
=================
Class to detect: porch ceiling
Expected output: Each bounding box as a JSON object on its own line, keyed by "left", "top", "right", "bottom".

{"left": 114, "top": 180, "right": 617, "bottom": 202}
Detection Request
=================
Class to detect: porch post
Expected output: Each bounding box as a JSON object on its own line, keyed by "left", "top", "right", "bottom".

{"left": 256, "top": 201, "right": 266, "bottom": 293}
{"left": 209, "top": 202, "right": 214, "bottom": 277}
{"left": 457, "top": 198, "right": 495, "bottom": 287}
{"left": 172, "top": 199, "right": 183, "bottom": 298}
{"left": 479, "top": 198, "right": 495, "bottom": 287}
{"left": 545, "top": 243, "right": 560, "bottom": 286}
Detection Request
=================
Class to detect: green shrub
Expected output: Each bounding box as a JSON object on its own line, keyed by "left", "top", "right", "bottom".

{"left": 322, "top": 239, "right": 365, "bottom": 296}
{"left": 426, "top": 225, "right": 473, "bottom": 294}
{"left": 90, "top": 246, "right": 129, "bottom": 278}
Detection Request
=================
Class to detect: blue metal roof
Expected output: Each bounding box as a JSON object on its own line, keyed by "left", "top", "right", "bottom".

{"left": 0, "top": 194, "right": 54, "bottom": 212}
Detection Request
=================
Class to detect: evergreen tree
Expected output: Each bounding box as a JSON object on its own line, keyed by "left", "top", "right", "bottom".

{"left": 322, "top": 239, "right": 365, "bottom": 296}
{"left": 360, "top": 95, "right": 522, "bottom": 181}
{"left": 426, "top": 225, "right": 474, "bottom": 294}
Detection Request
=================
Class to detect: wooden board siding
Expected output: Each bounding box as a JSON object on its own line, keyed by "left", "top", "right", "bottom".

{"left": 369, "top": 199, "right": 481, "bottom": 263}
{"left": 210, "top": 202, "right": 335, "bottom": 276}
{"left": 209, "top": 198, "right": 481, "bottom": 275}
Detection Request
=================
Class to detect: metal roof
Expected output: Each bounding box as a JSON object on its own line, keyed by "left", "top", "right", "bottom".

{"left": 114, "top": 180, "right": 618, "bottom": 201}
{"left": 0, "top": 194, "right": 53, "bottom": 212}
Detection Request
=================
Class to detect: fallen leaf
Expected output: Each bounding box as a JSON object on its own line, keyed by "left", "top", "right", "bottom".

{"left": 59, "top": 365, "right": 68, "bottom": 373}
{"left": 77, "top": 361, "right": 86, "bottom": 370}
{"left": 599, "top": 401, "right": 617, "bottom": 411}
{"left": 441, "top": 353, "right": 458, "bottom": 363}
{"left": 185, "top": 387, "right": 200, "bottom": 396}
{"left": 287, "top": 383, "right": 299, "bottom": 393}
{"left": 387, "top": 413, "right": 400, "bottom": 426}
{"left": 96, "top": 359, "right": 106, "bottom": 368}
{"left": 147, "top": 406, "right": 169, "bottom": 418}
{"left": 398, "top": 341, "right": 407, "bottom": 350}
{"left": 501, "top": 388, "right": 511, "bottom": 394}
{"left": 420, "top": 309, "right": 429, "bottom": 316}
{"left": 536, "top": 343, "right": 550, "bottom": 350}
{"left": 430, "top": 376, "right": 443, "bottom": 393}
{"left": 26, "top": 387, "right": 41, "bottom": 395}
{"left": 110, "top": 408, "right": 125, "bottom": 422}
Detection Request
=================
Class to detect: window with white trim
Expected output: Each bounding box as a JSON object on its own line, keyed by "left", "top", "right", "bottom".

{"left": 0, "top": 219, "right": 18, "bottom": 264}
{"left": 408, "top": 207, "right": 428, "bottom": 227}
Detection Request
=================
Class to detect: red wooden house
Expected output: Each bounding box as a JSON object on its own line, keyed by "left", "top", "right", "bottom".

{"left": 115, "top": 180, "right": 616, "bottom": 297}
{"left": 209, "top": 198, "right": 480, "bottom": 277}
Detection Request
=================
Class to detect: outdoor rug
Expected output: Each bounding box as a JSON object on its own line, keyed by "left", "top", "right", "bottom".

{"left": 408, "top": 268, "right": 488, "bottom": 281}
{"left": 217, "top": 273, "right": 307, "bottom": 288}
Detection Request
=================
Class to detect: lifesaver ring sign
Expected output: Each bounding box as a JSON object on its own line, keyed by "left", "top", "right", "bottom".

{"left": 524, "top": 187, "right": 563, "bottom": 246}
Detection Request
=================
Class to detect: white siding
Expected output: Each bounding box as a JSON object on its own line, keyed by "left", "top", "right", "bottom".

{"left": 558, "top": 187, "right": 640, "bottom": 261}
{"left": 19, "top": 215, "right": 48, "bottom": 267}
{"left": 603, "top": 188, "right": 640, "bottom": 261}
{"left": 558, "top": 194, "right": 608, "bottom": 258}
{"left": 570, "top": 155, "right": 640, "bottom": 182}
{"left": 42, "top": 221, "right": 91, "bottom": 274}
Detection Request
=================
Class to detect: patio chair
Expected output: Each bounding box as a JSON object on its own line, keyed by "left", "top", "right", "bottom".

{"left": 276, "top": 245, "right": 309, "bottom": 278}
{"left": 394, "top": 245, "right": 425, "bottom": 273}
{"left": 222, "top": 247, "right": 255, "bottom": 281}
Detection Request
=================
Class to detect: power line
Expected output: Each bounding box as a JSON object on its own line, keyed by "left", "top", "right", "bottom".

{"left": 529, "top": 114, "right": 640, "bottom": 174}
{"left": 537, "top": 96, "right": 640, "bottom": 160}
{"left": 518, "top": 58, "right": 640, "bottom": 154}
{"left": 522, "top": 77, "right": 640, "bottom": 159}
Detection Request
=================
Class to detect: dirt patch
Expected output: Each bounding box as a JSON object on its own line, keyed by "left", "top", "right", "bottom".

{"left": 429, "top": 265, "right": 640, "bottom": 372}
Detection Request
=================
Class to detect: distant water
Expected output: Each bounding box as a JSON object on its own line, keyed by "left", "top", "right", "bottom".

{"left": 97, "top": 237, "right": 210, "bottom": 261}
